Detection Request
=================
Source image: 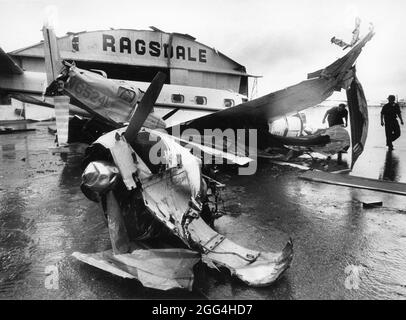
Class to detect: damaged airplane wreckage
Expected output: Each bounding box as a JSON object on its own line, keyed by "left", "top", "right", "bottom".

{"left": 0, "top": 24, "right": 373, "bottom": 290}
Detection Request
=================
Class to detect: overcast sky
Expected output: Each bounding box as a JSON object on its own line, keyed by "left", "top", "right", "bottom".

{"left": 0, "top": 0, "right": 405, "bottom": 103}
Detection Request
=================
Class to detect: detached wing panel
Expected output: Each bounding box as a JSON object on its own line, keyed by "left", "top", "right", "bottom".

{"left": 178, "top": 30, "right": 374, "bottom": 133}
{"left": 346, "top": 74, "right": 368, "bottom": 168}
{"left": 181, "top": 77, "right": 336, "bottom": 132}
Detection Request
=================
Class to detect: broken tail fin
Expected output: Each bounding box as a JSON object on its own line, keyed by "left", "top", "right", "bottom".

{"left": 42, "top": 25, "right": 63, "bottom": 86}
{"left": 42, "top": 25, "right": 69, "bottom": 146}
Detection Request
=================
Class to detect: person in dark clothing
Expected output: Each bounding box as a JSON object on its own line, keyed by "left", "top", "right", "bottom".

{"left": 322, "top": 103, "right": 348, "bottom": 127}
{"left": 381, "top": 95, "right": 404, "bottom": 150}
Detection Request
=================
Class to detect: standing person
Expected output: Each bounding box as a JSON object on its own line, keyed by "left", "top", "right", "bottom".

{"left": 322, "top": 103, "right": 348, "bottom": 127}
{"left": 381, "top": 95, "right": 404, "bottom": 150}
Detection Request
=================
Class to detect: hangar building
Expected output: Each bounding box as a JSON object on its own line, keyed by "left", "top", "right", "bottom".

{"left": 8, "top": 28, "right": 253, "bottom": 96}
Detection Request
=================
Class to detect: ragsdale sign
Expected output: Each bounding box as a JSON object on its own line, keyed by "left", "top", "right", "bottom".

{"left": 102, "top": 33, "right": 207, "bottom": 63}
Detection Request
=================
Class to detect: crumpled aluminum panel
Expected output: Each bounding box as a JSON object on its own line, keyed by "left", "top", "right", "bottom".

{"left": 72, "top": 248, "right": 200, "bottom": 291}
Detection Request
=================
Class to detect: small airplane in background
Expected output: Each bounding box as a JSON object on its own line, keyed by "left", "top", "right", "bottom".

{"left": 0, "top": 21, "right": 373, "bottom": 290}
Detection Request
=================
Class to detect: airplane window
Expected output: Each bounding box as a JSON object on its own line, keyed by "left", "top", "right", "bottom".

{"left": 171, "top": 94, "right": 184, "bottom": 103}
{"left": 118, "top": 87, "right": 136, "bottom": 103}
{"left": 224, "top": 99, "right": 235, "bottom": 108}
{"left": 195, "top": 96, "right": 207, "bottom": 105}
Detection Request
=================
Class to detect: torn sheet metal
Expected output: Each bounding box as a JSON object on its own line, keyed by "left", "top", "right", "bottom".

{"left": 346, "top": 74, "right": 368, "bottom": 168}
{"left": 140, "top": 156, "right": 293, "bottom": 286}
{"left": 72, "top": 248, "right": 200, "bottom": 291}
{"left": 80, "top": 129, "right": 293, "bottom": 287}
{"left": 95, "top": 127, "right": 152, "bottom": 186}
{"left": 75, "top": 146, "right": 293, "bottom": 289}
{"left": 300, "top": 170, "right": 406, "bottom": 196}
{"left": 106, "top": 135, "right": 138, "bottom": 190}
{"left": 176, "top": 30, "right": 374, "bottom": 136}
{"left": 331, "top": 17, "right": 361, "bottom": 50}
{"left": 310, "top": 126, "right": 350, "bottom": 155}
{"left": 188, "top": 218, "right": 293, "bottom": 286}
{"left": 141, "top": 167, "right": 193, "bottom": 240}
{"left": 146, "top": 128, "right": 203, "bottom": 198}
{"left": 75, "top": 105, "right": 293, "bottom": 290}
{"left": 105, "top": 190, "right": 131, "bottom": 254}
{"left": 274, "top": 125, "right": 350, "bottom": 156}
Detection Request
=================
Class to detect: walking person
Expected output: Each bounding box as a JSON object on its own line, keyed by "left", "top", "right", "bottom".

{"left": 322, "top": 103, "right": 348, "bottom": 127}
{"left": 381, "top": 95, "right": 404, "bottom": 150}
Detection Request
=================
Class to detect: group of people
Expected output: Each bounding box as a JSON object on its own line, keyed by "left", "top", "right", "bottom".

{"left": 322, "top": 95, "right": 404, "bottom": 150}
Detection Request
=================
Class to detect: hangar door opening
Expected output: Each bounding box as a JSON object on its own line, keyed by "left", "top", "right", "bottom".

{"left": 74, "top": 61, "right": 170, "bottom": 83}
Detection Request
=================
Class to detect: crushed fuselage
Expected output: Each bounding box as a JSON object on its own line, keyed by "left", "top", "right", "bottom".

{"left": 76, "top": 127, "right": 293, "bottom": 290}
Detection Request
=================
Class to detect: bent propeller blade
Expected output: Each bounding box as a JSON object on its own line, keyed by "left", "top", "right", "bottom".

{"left": 124, "top": 72, "right": 166, "bottom": 143}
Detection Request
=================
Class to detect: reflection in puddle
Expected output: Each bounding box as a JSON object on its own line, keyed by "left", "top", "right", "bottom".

{"left": 1, "top": 144, "right": 16, "bottom": 160}
{"left": 0, "top": 190, "right": 36, "bottom": 298}
{"left": 380, "top": 151, "right": 400, "bottom": 181}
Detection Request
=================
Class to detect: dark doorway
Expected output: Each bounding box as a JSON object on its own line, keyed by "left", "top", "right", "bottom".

{"left": 73, "top": 61, "right": 170, "bottom": 83}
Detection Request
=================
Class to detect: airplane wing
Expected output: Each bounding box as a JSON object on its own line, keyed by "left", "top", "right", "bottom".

{"left": 176, "top": 30, "right": 374, "bottom": 133}
{"left": 8, "top": 92, "right": 54, "bottom": 108}
{"left": 0, "top": 47, "right": 24, "bottom": 75}
{"left": 168, "top": 29, "right": 373, "bottom": 163}
{"left": 0, "top": 47, "right": 46, "bottom": 95}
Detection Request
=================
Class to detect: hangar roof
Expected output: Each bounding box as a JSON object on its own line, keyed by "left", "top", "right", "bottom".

{"left": 9, "top": 28, "right": 257, "bottom": 77}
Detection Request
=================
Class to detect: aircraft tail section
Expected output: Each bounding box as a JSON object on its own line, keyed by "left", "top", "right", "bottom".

{"left": 42, "top": 26, "right": 63, "bottom": 85}
{"left": 42, "top": 25, "right": 69, "bottom": 145}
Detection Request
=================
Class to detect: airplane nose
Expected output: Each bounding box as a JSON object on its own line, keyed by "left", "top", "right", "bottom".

{"left": 82, "top": 161, "right": 120, "bottom": 193}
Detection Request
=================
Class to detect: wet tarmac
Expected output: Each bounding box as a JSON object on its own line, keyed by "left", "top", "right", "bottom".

{"left": 1, "top": 107, "right": 406, "bottom": 300}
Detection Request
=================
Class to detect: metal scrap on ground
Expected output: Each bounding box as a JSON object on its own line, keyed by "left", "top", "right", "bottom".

{"left": 300, "top": 170, "right": 406, "bottom": 196}
{"left": 72, "top": 248, "right": 200, "bottom": 291}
